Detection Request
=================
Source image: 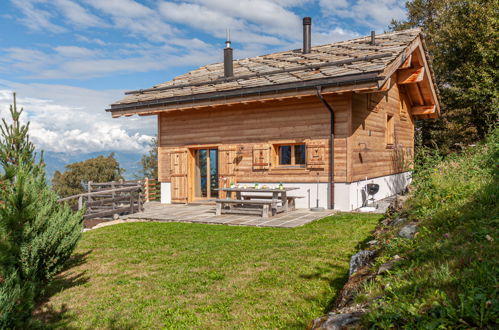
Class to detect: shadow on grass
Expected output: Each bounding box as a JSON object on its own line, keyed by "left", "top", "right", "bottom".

{"left": 33, "top": 250, "right": 92, "bottom": 329}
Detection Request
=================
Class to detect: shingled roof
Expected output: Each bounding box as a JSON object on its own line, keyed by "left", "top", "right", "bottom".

{"left": 110, "top": 28, "right": 429, "bottom": 114}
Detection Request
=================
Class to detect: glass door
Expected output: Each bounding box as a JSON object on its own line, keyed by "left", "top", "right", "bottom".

{"left": 194, "top": 148, "right": 218, "bottom": 199}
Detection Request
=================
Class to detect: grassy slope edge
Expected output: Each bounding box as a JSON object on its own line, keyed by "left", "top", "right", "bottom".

{"left": 358, "top": 129, "right": 499, "bottom": 328}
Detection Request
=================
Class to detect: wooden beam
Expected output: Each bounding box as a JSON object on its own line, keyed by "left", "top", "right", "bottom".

{"left": 401, "top": 54, "right": 412, "bottom": 69}
{"left": 398, "top": 66, "right": 425, "bottom": 84}
{"left": 378, "top": 77, "right": 391, "bottom": 92}
{"left": 411, "top": 105, "right": 436, "bottom": 115}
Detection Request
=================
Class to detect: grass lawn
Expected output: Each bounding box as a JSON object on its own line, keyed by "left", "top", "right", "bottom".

{"left": 39, "top": 213, "right": 381, "bottom": 329}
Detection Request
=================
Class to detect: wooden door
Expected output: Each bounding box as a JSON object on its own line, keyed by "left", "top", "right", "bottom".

{"left": 170, "top": 149, "right": 188, "bottom": 203}
{"left": 218, "top": 145, "right": 237, "bottom": 198}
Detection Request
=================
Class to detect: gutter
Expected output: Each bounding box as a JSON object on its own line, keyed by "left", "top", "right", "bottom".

{"left": 316, "top": 87, "right": 335, "bottom": 210}
{"left": 107, "top": 71, "right": 384, "bottom": 113}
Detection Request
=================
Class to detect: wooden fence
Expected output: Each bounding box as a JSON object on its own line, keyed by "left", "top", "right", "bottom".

{"left": 57, "top": 178, "right": 160, "bottom": 220}
{"left": 58, "top": 180, "right": 142, "bottom": 220}
{"left": 144, "top": 178, "right": 160, "bottom": 202}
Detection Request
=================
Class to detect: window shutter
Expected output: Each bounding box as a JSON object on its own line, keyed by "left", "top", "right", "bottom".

{"left": 253, "top": 144, "right": 270, "bottom": 170}
{"left": 219, "top": 146, "right": 237, "bottom": 198}
{"left": 169, "top": 149, "right": 188, "bottom": 203}
{"left": 307, "top": 143, "right": 326, "bottom": 169}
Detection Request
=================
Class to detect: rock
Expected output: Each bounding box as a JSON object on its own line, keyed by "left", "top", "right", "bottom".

{"left": 349, "top": 250, "right": 376, "bottom": 276}
{"left": 309, "top": 312, "right": 363, "bottom": 330}
{"left": 113, "top": 213, "right": 120, "bottom": 220}
{"left": 367, "top": 240, "right": 378, "bottom": 246}
{"left": 391, "top": 216, "right": 407, "bottom": 226}
{"left": 398, "top": 224, "right": 418, "bottom": 239}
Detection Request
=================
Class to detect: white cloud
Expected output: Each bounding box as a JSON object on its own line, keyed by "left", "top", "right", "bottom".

{"left": 11, "top": 0, "right": 66, "bottom": 33}
{"left": 54, "top": 45, "right": 100, "bottom": 57}
{"left": 319, "top": 0, "right": 406, "bottom": 31}
{"left": 52, "top": 0, "right": 106, "bottom": 28}
{"left": 82, "top": 0, "right": 176, "bottom": 42}
{"left": 0, "top": 83, "right": 155, "bottom": 154}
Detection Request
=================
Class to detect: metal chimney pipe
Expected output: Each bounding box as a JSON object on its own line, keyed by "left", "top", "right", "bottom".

{"left": 371, "top": 30, "right": 376, "bottom": 45}
{"left": 224, "top": 36, "right": 233, "bottom": 78}
{"left": 303, "top": 17, "right": 312, "bottom": 54}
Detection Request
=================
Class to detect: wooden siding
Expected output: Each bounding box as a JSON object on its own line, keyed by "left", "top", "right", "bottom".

{"left": 157, "top": 94, "right": 351, "bottom": 185}
{"left": 350, "top": 77, "right": 415, "bottom": 182}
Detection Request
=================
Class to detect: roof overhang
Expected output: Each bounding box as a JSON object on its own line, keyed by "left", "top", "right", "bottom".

{"left": 108, "top": 71, "right": 384, "bottom": 118}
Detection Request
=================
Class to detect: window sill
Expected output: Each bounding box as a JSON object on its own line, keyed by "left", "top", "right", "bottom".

{"left": 269, "top": 166, "right": 309, "bottom": 175}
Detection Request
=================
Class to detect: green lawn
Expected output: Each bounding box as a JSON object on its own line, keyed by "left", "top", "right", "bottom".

{"left": 39, "top": 214, "right": 380, "bottom": 329}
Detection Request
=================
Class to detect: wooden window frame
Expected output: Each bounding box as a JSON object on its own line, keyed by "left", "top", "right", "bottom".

{"left": 274, "top": 143, "right": 307, "bottom": 168}
{"left": 386, "top": 113, "right": 395, "bottom": 148}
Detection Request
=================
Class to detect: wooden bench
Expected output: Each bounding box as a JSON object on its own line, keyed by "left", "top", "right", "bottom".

{"left": 242, "top": 195, "right": 304, "bottom": 211}
{"left": 213, "top": 199, "right": 277, "bottom": 218}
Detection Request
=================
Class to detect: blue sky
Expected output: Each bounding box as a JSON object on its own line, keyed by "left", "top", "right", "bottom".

{"left": 0, "top": 0, "right": 406, "bottom": 157}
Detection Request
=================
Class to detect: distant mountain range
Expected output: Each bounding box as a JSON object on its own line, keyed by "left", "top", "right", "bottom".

{"left": 43, "top": 151, "right": 144, "bottom": 182}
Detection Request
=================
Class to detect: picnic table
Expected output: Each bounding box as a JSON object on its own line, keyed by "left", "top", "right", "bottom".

{"left": 213, "top": 187, "right": 300, "bottom": 218}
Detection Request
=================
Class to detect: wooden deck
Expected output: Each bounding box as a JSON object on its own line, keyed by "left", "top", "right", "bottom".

{"left": 121, "top": 202, "right": 335, "bottom": 228}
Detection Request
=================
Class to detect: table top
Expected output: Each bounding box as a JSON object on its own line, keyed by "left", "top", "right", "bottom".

{"left": 217, "top": 187, "right": 299, "bottom": 193}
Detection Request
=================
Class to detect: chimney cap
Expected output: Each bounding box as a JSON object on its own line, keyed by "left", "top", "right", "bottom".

{"left": 303, "top": 17, "right": 312, "bottom": 25}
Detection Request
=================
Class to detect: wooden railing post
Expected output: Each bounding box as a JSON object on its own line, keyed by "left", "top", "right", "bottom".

{"left": 87, "top": 181, "right": 92, "bottom": 212}
{"left": 129, "top": 192, "right": 134, "bottom": 214}
{"left": 78, "top": 196, "right": 83, "bottom": 210}
{"left": 145, "top": 177, "right": 150, "bottom": 202}
{"left": 111, "top": 181, "right": 116, "bottom": 210}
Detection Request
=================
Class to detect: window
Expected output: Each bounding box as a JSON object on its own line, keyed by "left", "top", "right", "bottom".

{"left": 386, "top": 114, "right": 395, "bottom": 147}
{"left": 277, "top": 144, "right": 306, "bottom": 166}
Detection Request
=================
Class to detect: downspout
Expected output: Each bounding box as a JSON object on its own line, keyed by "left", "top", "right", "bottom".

{"left": 316, "top": 87, "right": 335, "bottom": 209}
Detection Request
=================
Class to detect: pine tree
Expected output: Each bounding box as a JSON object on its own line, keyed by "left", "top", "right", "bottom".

{"left": 0, "top": 93, "right": 83, "bottom": 327}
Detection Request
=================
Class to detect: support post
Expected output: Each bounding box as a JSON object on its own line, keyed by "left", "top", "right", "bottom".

{"left": 87, "top": 181, "right": 93, "bottom": 212}
{"left": 145, "top": 177, "right": 150, "bottom": 202}
{"left": 111, "top": 181, "right": 116, "bottom": 210}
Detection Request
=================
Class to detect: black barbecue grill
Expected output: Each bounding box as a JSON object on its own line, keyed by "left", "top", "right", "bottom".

{"left": 366, "top": 183, "right": 379, "bottom": 206}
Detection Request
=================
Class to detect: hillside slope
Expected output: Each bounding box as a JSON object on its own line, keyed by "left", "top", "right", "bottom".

{"left": 360, "top": 129, "right": 498, "bottom": 328}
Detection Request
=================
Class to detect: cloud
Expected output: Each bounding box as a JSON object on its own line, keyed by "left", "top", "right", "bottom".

{"left": 11, "top": 0, "right": 66, "bottom": 33}
{"left": 52, "top": 0, "right": 106, "bottom": 28}
{"left": 319, "top": 0, "right": 406, "bottom": 31}
{"left": 54, "top": 45, "right": 100, "bottom": 57}
{"left": 1, "top": 41, "right": 221, "bottom": 80}
{"left": 82, "top": 0, "right": 176, "bottom": 42}
{"left": 0, "top": 83, "right": 155, "bottom": 154}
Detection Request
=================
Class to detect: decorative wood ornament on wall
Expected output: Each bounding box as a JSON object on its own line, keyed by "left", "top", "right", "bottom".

{"left": 306, "top": 143, "right": 326, "bottom": 169}
{"left": 252, "top": 144, "right": 270, "bottom": 170}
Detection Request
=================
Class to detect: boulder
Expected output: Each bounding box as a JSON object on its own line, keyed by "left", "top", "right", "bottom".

{"left": 349, "top": 250, "right": 376, "bottom": 276}
{"left": 309, "top": 312, "right": 363, "bottom": 330}
{"left": 398, "top": 224, "right": 418, "bottom": 239}
{"left": 391, "top": 216, "right": 407, "bottom": 226}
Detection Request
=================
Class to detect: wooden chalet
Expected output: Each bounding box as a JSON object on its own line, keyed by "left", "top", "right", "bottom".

{"left": 108, "top": 18, "right": 440, "bottom": 211}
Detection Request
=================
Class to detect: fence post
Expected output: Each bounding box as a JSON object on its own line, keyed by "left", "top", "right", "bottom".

{"left": 145, "top": 177, "right": 150, "bottom": 202}
{"left": 87, "top": 181, "right": 92, "bottom": 212}
{"left": 78, "top": 196, "right": 83, "bottom": 211}
{"left": 129, "top": 192, "right": 134, "bottom": 214}
{"left": 138, "top": 188, "right": 143, "bottom": 212}
{"left": 111, "top": 181, "right": 116, "bottom": 210}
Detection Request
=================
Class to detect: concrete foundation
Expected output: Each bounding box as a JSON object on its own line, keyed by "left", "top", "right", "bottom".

{"left": 160, "top": 172, "right": 412, "bottom": 212}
